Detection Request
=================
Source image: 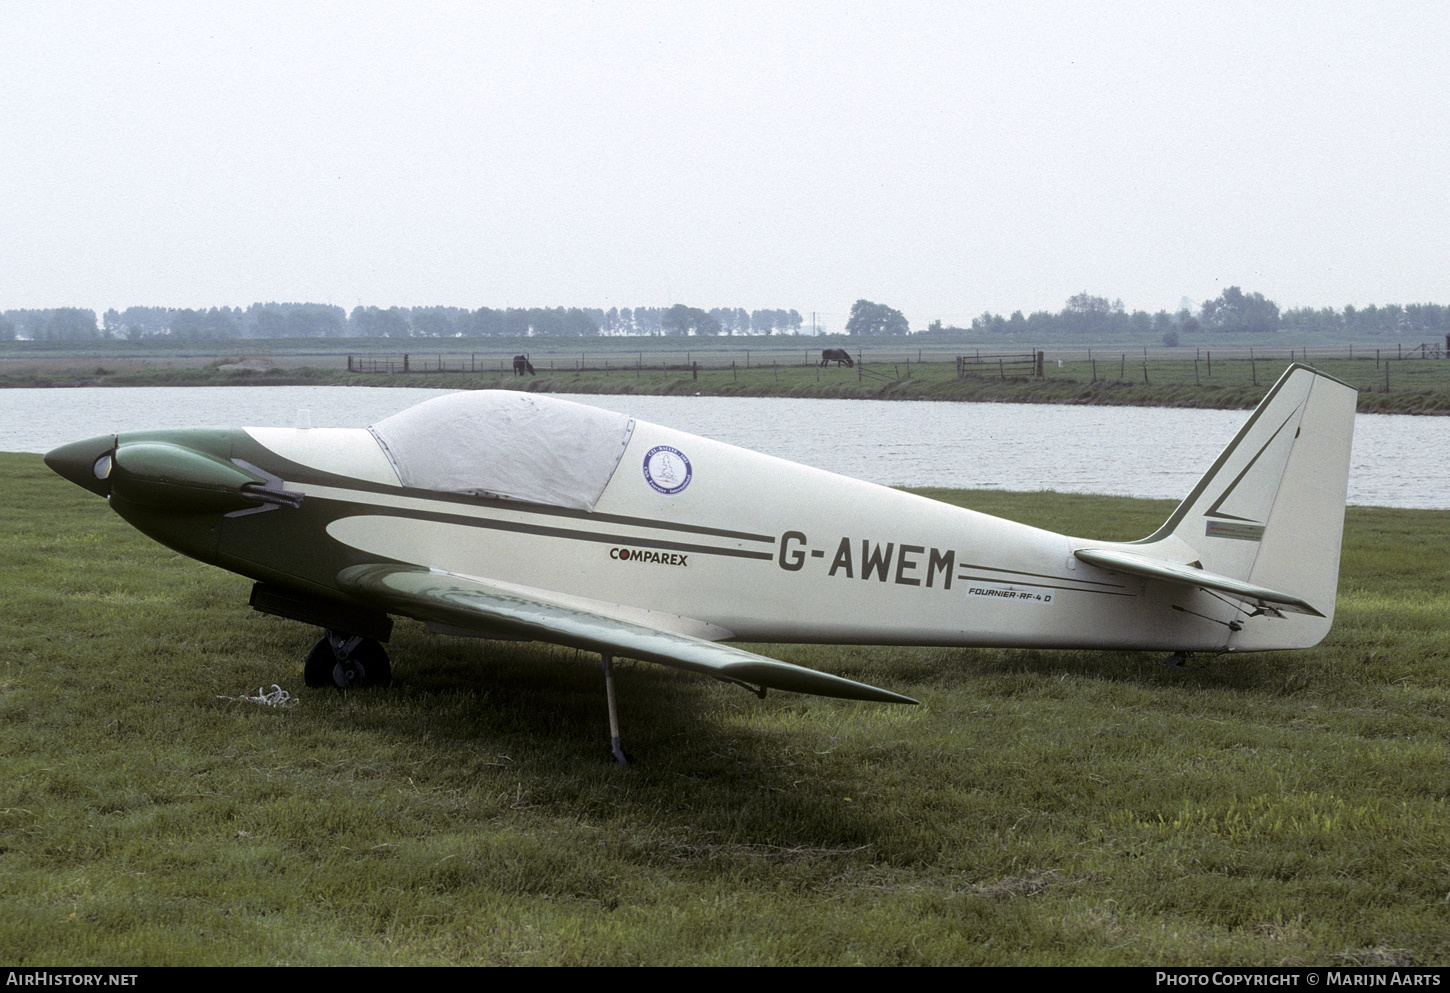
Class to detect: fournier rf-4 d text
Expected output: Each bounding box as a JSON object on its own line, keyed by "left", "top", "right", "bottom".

{"left": 46, "top": 364, "right": 1357, "bottom": 763}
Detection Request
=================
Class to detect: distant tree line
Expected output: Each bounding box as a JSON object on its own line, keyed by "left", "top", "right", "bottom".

{"left": 2, "top": 307, "right": 107, "bottom": 341}
{"left": 945, "top": 288, "right": 1450, "bottom": 343}
{"left": 1278, "top": 301, "right": 1450, "bottom": 338}
{"left": 2, "top": 302, "right": 805, "bottom": 340}
{"left": 9, "top": 291, "right": 1450, "bottom": 342}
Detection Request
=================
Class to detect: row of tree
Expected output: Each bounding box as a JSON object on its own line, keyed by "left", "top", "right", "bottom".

{"left": 947, "top": 288, "right": 1450, "bottom": 341}
{"left": 1278, "top": 301, "right": 1450, "bottom": 338}
{"left": 8, "top": 291, "right": 1450, "bottom": 341}
{"left": 1, "top": 303, "right": 807, "bottom": 340}
{"left": 0, "top": 304, "right": 354, "bottom": 341}
{"left": 1, "top": 308, "right": 106, "bottom": 341}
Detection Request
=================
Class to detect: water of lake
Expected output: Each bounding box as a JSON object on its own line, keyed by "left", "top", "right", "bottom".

{"left": 1, "top": 386, "right": 1443, "bottom": 509}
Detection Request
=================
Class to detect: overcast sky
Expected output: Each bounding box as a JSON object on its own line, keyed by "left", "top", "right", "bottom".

{"left": 3, "top": 1, "right": 1446, "bottom": 331}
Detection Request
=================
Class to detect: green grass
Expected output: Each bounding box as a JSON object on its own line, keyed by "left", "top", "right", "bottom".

{"left": 6, "top": 347, "right": 1450, "bottom": 414}
{"left": 2, "top": 453, "right": 1447, "bottom": 965}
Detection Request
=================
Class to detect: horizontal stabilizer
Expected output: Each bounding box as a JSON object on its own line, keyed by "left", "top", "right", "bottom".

{"left": 339, "top": 563, "right": 917, "bottom": 705}
{"left": 1073, "top": 547, "right": 1323, "bottom": 617}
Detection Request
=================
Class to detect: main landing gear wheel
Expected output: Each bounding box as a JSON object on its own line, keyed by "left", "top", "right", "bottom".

{"left": 304, "top": 630, "right": 392, "bottom": 689}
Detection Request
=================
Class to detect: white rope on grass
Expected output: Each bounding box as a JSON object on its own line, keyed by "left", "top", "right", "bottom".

{"left": 218, "top": 684, "right": 297, "bottom": 708}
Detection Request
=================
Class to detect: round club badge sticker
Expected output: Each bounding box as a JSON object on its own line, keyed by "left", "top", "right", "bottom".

{"left": 642, "top": 445, "right": 692, "bottom": 495}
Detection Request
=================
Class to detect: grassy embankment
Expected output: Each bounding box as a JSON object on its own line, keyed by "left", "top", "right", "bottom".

{"left": 2, "top": 451, "right": 1447, "bottom": 965}
{"left": 3, "top": 337, "right": 1449, "bottom": 413}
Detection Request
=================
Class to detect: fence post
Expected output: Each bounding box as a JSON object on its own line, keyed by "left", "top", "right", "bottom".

{"left": 1036, "top": 351, "right": 1044, "bottom": 377}
{"left": 1091, "top": 358, "right": 1097, "bottom": 383}
{"left": 692, "top": 361, "right": 697, "bottom": 380}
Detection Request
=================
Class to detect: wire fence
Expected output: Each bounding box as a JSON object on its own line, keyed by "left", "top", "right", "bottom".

{"left": 346, "top": 340, "right": 1448, "bottom": 377}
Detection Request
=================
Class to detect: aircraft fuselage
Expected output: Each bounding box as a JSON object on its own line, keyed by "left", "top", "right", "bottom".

{"left": 54, "top": 418, "right": 1241, "bottom": 655}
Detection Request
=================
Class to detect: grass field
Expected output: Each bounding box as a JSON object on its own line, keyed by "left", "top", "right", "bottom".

{"left": 1, "top": 453, "right": 1447, "bottom": 965}
{"left": 4, "top": 337, "right": 1450, "bottom": 414}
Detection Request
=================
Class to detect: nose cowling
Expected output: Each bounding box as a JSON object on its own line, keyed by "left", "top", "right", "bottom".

{"left": 46, "top": 434, "right": 267, "bottom": 513}
{"left": 110, "top": 441, "right": 265, "bottom": 513}
{"left": 44, "top": 434, "right": 116, "bottom": 498}
{"left": 46, "top": 430, "right": 271, "bottom": 566}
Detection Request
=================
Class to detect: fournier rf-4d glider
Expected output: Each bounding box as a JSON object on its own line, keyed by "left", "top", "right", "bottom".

{"left": 46, "top": 364, "right": 1356, "bottom": 763}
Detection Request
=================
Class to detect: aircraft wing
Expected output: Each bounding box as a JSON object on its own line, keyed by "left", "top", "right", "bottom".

{"left": 337, "top": 563, "right": 918, "bottom": 704}
{"left": 1072, "top": 547, "right": 1323, "bottom": 617}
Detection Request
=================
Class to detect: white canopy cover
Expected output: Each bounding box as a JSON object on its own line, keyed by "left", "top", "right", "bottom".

{"left": 369, "top": 391, "right": 635, "bottom": 511}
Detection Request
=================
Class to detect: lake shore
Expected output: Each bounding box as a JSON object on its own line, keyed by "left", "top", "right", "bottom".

{"left": 5, "top": 358, "right": 1450, "bottom": 414}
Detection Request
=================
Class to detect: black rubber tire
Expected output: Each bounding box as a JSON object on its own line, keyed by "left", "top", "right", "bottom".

{"left": 303, "top": 636, "right": 392, "bottom": 689}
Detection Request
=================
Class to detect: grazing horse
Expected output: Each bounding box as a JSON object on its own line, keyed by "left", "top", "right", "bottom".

{"left": 513, "top": 355, "right": 535, "bottom": 376}
{"left": 820, "top": 348, "right": 854, "bottom": 368}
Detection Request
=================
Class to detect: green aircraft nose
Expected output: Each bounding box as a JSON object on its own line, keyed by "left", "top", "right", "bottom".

{"left": 44, "top": 434, "right": 117, "bottom": 498}
{"left": 108, "top": 440, "right": 265, "bottom": 512}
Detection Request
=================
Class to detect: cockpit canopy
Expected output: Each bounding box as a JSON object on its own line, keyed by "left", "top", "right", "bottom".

{"left": 369, "top": 391, "right": 634, "bottom": 511}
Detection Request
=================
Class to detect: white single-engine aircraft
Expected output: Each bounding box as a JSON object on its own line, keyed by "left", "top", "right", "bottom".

{"left": 46, "top": 364, "right": 1356, "bottom": 762}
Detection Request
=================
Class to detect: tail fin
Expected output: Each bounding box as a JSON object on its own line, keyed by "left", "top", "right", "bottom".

{"left": 1139, "top": 364, "right": 1357, "bottom": 650}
